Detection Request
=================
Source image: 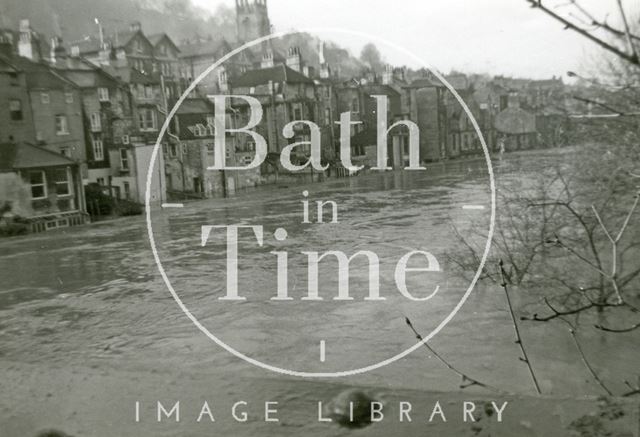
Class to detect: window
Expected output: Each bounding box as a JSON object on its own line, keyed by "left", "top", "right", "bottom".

{"left": 96, "top": 177, "right": 105, "bottom": 186}
{"left": 65, "top": 92, "right": 74, "bottom": 104}
{"left": 194, "top": 124, "right": 206, "bottom": 137}
{"left": 120, "top": 148, "right": 129, "bottom": 170}
{"left": 41, "top": 92, "right": 50, "bottom": 104}
{"left": 123, "top": 181, "right": 131, "bottom": 199}
{"left": 92, "top": 135, "right": 104, "bottom": 161}
{"left": 351, "top": 97, "right": 359, "bottom": 113}
{"left": 59, "top": 147, "right": 69, "bottom": 157}
{"left": 90, "top": 113, "right": 102, "bottom": 131}
{"left": 169, "top": 144, "right": 177, "bottom": 157}
{"left": 90, "top": 112, "right": 103, "bottom": 132}
{"left": 144, "top": 85, "right": 153, "bottom": 99}
{"left": 71, "top": 46, "right": 80, "bottom": 57}
{"left": 9, "top": 99, "right": 22, "bottom": 121}
{"left": 293, "top": 104, "right": 302, "bottom": 120}
{"left": 138, "top": 108, "right": 157, "bottom": 131}
{"left": 249, "top": 86, "right": 255, "bottom": 94}
{"left": 181, "top": 143, "right": 187, "bottom": 155}
{"left": 218, "top": 70, "right": 227, "bottom": 84}
{"left": 29, "top": 171, "right": 46, "bottom": 199}
{"left": 54, "top": 168, "right": 71, "bottom": 196}
{"left": 98, "top": 87, "right": 109, "bottom": 102}
{"left": 134, "top": 59, "right": 144, "bottom": 72}
{"left": 324, "top": 108, "right": 330, "bottom": 126}
{"left": 55, "top": 115, "right": 69, "bottom": 135}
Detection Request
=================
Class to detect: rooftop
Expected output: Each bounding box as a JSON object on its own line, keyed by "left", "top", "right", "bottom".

{"left": 0, "top": 54, "right": 76, "bottom": 90}
{"left": 0, "top": 143, "right": 76, "bottom": 171}
{"left": 231, "top": 64, "right": 314, "bottom": 88}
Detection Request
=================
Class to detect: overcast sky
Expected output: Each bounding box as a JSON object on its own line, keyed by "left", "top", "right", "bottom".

{"left": 192, "top": 0, "right": 636, "bottom": 79}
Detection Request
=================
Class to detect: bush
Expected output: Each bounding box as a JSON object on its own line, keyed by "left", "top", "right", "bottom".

{"left": 114, "top": 200, "right": 143, "bottom": 216}
{"left": 84, "top": 183, "right": 114, "bottom": 216}
{"left": 0, "top": 222, "right": 28, "bottom": 237}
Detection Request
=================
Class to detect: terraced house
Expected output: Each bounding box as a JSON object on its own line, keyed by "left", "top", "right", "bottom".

{"left": 0, "top": 27, "right": 87, "bottom": 230}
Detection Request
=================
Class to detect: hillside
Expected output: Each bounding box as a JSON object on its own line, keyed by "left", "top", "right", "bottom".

{"left": 0, "top": 0, "right": 365, "bottom": 78}
{"left": 0, "top": 0, "right": 232, "bottom": 46}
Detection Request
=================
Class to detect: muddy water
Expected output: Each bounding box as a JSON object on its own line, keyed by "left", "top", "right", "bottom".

{"left": 1, "top": 152, "right": 638, "bottom": 436}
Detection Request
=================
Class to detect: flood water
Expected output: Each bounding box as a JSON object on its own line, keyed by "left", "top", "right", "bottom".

{"left": 1, "top": 150, "right": 638, "bottom": 436}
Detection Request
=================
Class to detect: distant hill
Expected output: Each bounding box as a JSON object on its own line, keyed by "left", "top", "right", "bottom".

{"left": 0, "top": 0, "right": 366, "bottom": 78}
{"left": 0, "top": 0, "right": 232, "bottom": 46}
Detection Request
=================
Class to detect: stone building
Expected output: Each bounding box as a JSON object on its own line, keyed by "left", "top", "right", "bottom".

{"left": 403, "top": 75, "right": 448, "bottom": 162}
{"left": 3, "top": 50, "right": 87, "bottom": 175}
{"left": 0, "top": 41, "right": 36, "bottom": 144}
{"left": 51, "top": 44, "right": 135, "bottom": 196}
{"left": 230, "top": 63, "right": 318, "bottom": 158}
{"left": 235, "top": 0, "right": 271, "bottom": 43}
{"left": 0, "top": 142, "right": 87, "bottom": 230}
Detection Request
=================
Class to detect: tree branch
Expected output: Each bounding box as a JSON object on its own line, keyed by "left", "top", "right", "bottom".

{"left": 499, "top": 260, "right": 542, "bottom": 394}
{"left": 404, "top": 317, "right": 501, "bottom": 392}
{"left": 525, "top": 0, "right": 639, "bottom": 65}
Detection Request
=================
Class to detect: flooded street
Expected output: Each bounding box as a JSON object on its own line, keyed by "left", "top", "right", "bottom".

{"left": 1, "top": 151, "right": 638, "bottom": 436}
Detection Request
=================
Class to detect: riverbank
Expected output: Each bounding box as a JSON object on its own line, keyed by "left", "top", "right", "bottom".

{"left": 1, "top": 361, "right": 638, "bottom": 436}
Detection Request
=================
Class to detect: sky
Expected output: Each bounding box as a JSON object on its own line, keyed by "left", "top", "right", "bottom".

{"left": 191, "top": 0, "right": 637, "bottom": 80}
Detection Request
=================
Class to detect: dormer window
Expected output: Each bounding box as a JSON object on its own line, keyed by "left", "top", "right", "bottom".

{"left": 9, "top": 99, "right": 23, "bottom": 121}
{"left": 98, "top": 87, "right": 109, "bottom": 102}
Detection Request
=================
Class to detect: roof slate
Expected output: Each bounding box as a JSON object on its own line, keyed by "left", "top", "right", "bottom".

{"left": 0, "top": 54, "right": 76, "bottom": 90}
{"left": 231, "top": 64, "right": 314, "bottom": 88}
{"left": 0, "top": 143, "right": 76, "bottom": 171}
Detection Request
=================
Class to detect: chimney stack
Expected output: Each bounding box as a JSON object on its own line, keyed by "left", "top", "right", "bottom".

{"left": 286, "top": 46, "right": 302, "bottom": 72}
{"left": 261, "top": 49, "right": 274, "bottom": 68}
{"left": 50, "top": 36, "right": 67, "bottom": 64}
{"left": 18, "top": 19, "right": 41, "bottom": 61}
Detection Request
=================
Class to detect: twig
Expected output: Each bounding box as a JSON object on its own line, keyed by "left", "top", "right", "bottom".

{"left": 499, "top": 259, "right": 542, "bottom": 395}
{"left": 591, "top": 195, "right": 640, "bottom": 304}
{"left": 595, "top": 321, "right": 640, "bottom": 333}
{"left": 622, "top": 378, "right": 640, "bottom": 397}
{"left": 552, "top": 234, "right": 608, "bottom": 276}
{"left": 615, "top": 0, "right": 639, "bottom": 63}
{"left": 404, "top": 317, "right": 501, "bottom": 392}
{"left": 571, "top": 95, "right": 628, "bottom": 116}
{"left": 557, "top": 317, "right": 613, "bottom": 396}
{"left": 525, "top": 0, "right": 640, "bottom": 65}
{"left": 523, "top": 298, "right": 621, "bottom": 322}
{"left": 568, "top": 0, "right": 640, "bottom": 43}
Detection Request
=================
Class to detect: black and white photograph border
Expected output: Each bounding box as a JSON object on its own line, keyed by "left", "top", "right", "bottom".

{"left": 0, "top": 1, "right": 639, "bottom": 436}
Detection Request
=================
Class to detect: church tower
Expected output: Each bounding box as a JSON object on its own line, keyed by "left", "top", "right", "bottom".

{"left": 235, "top": 0, "right": 271, "bottom": 43}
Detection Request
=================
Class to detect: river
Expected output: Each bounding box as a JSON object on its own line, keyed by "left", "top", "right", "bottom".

{"left": 1, "top": 150, "right": 638, "bottom": 436}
